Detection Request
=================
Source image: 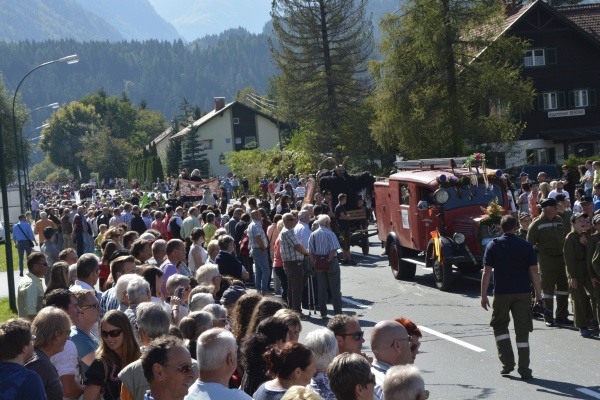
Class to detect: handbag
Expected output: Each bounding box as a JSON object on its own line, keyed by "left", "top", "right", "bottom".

{"left": 16, "top": 224, "right": 34, "bottom": 247}
{"left": 314, "top": 255, "right": 330, "bottom": 271}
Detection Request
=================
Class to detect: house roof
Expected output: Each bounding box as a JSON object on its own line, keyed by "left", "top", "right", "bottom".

{"left": 149, "top": 126, "right": 173, "bottom": 146}
{"left": 556, "top": 3, "right": 600, "bottom": 41}
{"left": 170, "top": 100, "right": 282, "bottom": 141}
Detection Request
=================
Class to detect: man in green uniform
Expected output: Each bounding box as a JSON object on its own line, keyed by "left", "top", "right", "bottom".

{"left": 481, "top": 215, "right": 542, "bottom": 379}
{"left": 587, "top": 215, "right": 600, "bottom": 330}
{"left": 527, "top": 198, "right": 572, "bottom": 327}
{"left": 517, "top": 213, "right": 531, "bottom": 240}
{"left": 556, "top": 194, "right": 572, "bottom": 234}
{"left": 564, "top": 213, "right": 595, "bottom": 337}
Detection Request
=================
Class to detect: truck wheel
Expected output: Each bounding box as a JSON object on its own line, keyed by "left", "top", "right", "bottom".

{"left": 389, "top": 241, "right": 416, "bottom": 281}
{"left": 433, "top": 257, "right": 453, "bottom": 291}
{"left": 361, "top": 237, "right": 370, "bottom": 255}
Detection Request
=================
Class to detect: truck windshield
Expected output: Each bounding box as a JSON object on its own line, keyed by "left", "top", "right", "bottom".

{"left": 442, "top": 183, "right": 504, "bottom": 210}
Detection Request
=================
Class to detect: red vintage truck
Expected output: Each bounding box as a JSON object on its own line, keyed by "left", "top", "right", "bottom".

{"left": 374, "top": 157, "right": 509, "bottom": 291}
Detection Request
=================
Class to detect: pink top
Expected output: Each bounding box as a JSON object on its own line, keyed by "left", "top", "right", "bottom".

{"left": 152, "top": 219, "right": 168, "bottom": 239}
{"left": 273, "top": 237, "right": 283, "bottom": 268}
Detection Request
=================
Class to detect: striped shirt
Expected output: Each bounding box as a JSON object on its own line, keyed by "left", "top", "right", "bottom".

{"left": 248, "top": 218, "right": 267, "bottom": 251}
{"left": 280, "top": 227, "right": 304, "bottom": 261}
{"left": 308, "top": 226, "right": 340, "bottom": 256}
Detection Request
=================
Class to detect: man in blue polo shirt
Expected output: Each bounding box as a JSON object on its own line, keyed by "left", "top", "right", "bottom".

{"left": 481, "top": 215, "right": 542, "bottom": 380}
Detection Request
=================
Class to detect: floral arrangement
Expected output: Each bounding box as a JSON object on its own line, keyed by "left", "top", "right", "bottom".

{"left": 462, "top": 152, "right": 486, "bottom": 168}
{"left": 479, "top": 197, "right": 504, "bottom": 225}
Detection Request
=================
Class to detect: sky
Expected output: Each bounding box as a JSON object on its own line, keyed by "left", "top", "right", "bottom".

{"left": 147, "top": 0, "right": 273, "bottom": 40}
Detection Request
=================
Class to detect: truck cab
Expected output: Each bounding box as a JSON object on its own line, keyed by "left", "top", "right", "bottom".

{"left": 375, "top": 157, "right": 508, "bottom": 291}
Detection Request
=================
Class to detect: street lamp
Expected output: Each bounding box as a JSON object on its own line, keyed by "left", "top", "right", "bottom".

{"left": 12, "top": 54, "right": 79, "bottom": 213}
{"left": 20, "top": 104, "right": 59, "bottom": 198}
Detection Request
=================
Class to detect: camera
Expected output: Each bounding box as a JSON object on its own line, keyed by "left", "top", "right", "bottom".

{"left": 532, "top": 300, "right": 553, "bottom": 318}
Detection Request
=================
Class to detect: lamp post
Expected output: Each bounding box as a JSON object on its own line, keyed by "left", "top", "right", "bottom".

{"left": 20, "top": 104, "right": 59, "bottom": 199}
{"left": 12, "top": 55, "right": 79, "bottom": 213}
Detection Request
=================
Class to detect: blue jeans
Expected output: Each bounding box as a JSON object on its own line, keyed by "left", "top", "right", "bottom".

{"left": 252, "top": 248, "right": 271, "bottom": 293}
{"left": 17, "top": 240, "right": 33, "bottom": 273}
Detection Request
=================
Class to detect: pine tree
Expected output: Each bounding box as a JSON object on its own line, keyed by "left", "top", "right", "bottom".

{"left": 179, "top": 128, "right": 210, "bottom": 178}
{"left": 270, "top": 0, "right": 374, "bottom": 156}
{"left": 166, "top": 138, "right": 182, "bottom": 177}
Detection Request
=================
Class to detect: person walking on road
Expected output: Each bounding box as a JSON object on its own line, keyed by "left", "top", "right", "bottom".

{"left": 13, "top": 214, "right": 37, "bottom": 276}
{"left": 526, "top": 198, "right": 572, "bottom": 327}
{"left": 481, "top": 215, "right": 542, "bottom": 379}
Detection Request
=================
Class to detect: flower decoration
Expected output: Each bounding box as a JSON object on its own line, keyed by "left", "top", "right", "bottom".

{"left": 462, "top": 152, "right": 486, "bottom": 168}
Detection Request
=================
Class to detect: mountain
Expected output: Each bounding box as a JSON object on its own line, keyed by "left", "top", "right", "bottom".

{"left": 0, "top": 0, "right": 124, "bottom": 42}
{"left": 147, "top": 0, "right": 274, "bottom": 41}
{"left": 73, "top": 0, "right": 182, "bottom": 42}
{"left": 0, "top": 0, "right": 181, "bottom": 42}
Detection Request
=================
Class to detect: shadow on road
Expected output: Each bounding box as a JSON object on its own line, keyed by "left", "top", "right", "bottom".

{"left": 508, "top": 376, "right": 592, "bottom": 399}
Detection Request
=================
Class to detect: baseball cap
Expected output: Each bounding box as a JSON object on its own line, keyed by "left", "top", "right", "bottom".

{"left": 220, "top": 285, "right": 247, "bottom": 308}
{"left": 571, "top": 213, "right": 588, "bottom": 223}
{"left": 540, "top": 198, "right": 557, "bottom": 208}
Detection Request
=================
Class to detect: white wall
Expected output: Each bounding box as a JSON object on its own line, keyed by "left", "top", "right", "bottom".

{"left": 196, "top": 108, "right": 234, "bottom": 178}
{"left": 256, "top": 115, "right": 280, "bottom": 151}
{"left": 504, "top": 139, "right": 565, "bottom": 167}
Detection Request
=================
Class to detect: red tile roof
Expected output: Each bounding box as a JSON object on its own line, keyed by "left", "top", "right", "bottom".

{"left": 555, "top": 2, "right": 600, "bottom": 41}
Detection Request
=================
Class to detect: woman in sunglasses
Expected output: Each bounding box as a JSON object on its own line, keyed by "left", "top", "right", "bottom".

{"left": 83, "top": 310, "right": 141, "bottom": 400}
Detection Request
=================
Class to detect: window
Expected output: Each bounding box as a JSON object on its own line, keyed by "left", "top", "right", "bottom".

{"left": 524, "top": 49, "right": 545, "bottom": 66}
{"left": 573, "top": 90, "right": 588, "bottom": 108}
{"left": 526, "top": 148, "right": 556, "bottom": 165}
{"left": 244, "top": 136, "right": 257, "bottom": 148}
{"left": 400, "top": 184, "right": 410, "bottom": 205}
{"left": 233, "top": 118, "right": 239, "bottom": 124}
{"left": 543, "top": 92, "right": 557, "bottom": 110}
{"left": 200, "top": 140, "right": 213, "bottom": 150}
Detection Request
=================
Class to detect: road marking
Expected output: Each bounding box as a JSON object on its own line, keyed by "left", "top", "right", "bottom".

{"left": 341, "top": 296, "right": 372, "bottom": 309}
{"left": 576, "top": 388, "right": 600, "bottom": 399}
{"left": 418, "top": 325, "right": 486, "bottom": 352}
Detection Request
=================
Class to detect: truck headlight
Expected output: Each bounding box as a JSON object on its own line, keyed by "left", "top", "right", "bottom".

{"left": 453, "top": 233, "right": 465, "bottom": 244}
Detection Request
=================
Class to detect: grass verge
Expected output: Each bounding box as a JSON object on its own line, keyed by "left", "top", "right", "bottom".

{"left": 0, "top": 243, "right": 17, "bottom": 272}
{"left": 0, "top": 298, "right": 17, "bottom": 322}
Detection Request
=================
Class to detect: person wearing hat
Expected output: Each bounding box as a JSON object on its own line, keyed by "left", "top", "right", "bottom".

{"left": 519, "top": 172, "right": 529, "bottom": 187}
{"left": 220, "top": 285, "right": 246, "bottom": 313}
{"left": 555, "top": 194, "right": 573, "bottom": 235}
{"left": 41, "top": 227, "right": 60, "bottom": 285}
{"left": 527, "top": 198, "right": 571, "bottom": 327}
{"left": 481, "top": 215, "right": 541, "bottom": 379}
{"left": 564, "top": 213, "right": 595, "bottom": 337}
{"left": 517, "top": 213, "right": 532, "bottom": 240}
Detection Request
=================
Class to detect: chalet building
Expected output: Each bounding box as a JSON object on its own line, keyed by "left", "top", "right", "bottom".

{"left": 491, "top": 0, "right": 600, "bottom": 168}
{"left": 169, "top": 97, "right": 284, "bottom": 177}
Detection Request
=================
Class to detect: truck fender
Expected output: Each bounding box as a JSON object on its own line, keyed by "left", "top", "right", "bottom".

{"left": 385, "top": 232, "right": 400, "bottom": 253}
{"left": 425, "top": 236, "right": 455, "bottom": 267}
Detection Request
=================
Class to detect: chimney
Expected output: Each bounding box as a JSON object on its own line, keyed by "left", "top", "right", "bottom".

{"left": 214, "top": 97, "right": 225, "bottom": 112}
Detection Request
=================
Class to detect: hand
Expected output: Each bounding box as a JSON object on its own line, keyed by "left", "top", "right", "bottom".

{"left": 580, "top": 235, "right": 588, "bottom": 245}
{"left": 170, "top": 296, "right": 181, "bottom": 307}
{"left": 569, "top": 278, "right": 578, "bottom": 289}
{"left": 592, "top": 278, "right": 600, "bottom": 288}
{"left": 360, "top": 352, "right": 373, "bottom": 364}
{"left": 481, "top": 296, "right": 490, "bottom": 311}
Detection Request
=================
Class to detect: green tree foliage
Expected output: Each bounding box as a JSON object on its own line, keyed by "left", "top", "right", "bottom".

{"left": 29, "top": 156, "right": 73, "bottom": 182}
{"left": 180, "top": 128, "right": 210, "bottom": 178}
{"left": 78, "top": 128, "right": 135, "bottom": 180}
{"left": 270, "top": 0, "right": 374, "bottom": 155}
{"left": 0, "top": 72, "right": 29, "bottom": 183}
{"left": 128, "top": 156, "right": 164, "bottom": 183}
{"left": 370, "top": 0, "right": 535, "bottom": 159}
{"left": 166, "top": 138, "right": 182, "bottom": 177}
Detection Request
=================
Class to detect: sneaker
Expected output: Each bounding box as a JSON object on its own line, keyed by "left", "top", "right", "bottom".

{"left": 580, "top": 328, "right": 592, "bottom": 338}
{"left": 544, "top": 319, "right": 555, "bottom": 327}
{"left": 555, "top": 318, "right": 573, "bottom": 326}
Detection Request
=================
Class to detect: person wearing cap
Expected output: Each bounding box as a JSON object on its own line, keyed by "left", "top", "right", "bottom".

{"left": 41, "top": 227, "right": 60, "bottom": 285}
{"left": 220, "top": 285, "right": 246, "bottom": 313}
{"left": 555, "top": 194, "right": 573, "bottom": 235}
{"left": 517, "top": 214, "right": 531, "bottom": 240}
{"left": 519, "top": 172, "right": 529, "bottom": 187}
{"left": 527, "top": 198, "right": 571, "bottom": 327}
{"left": 564, "top": 213, "right": 595, "bottom": 337}
{"left": 482, "top": 215, "right": 541, "bottom": 379}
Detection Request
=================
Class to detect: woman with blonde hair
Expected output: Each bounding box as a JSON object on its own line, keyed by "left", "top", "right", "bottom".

{"left": 82, "top": 310, "right": 141, "bottom": 400}
{"left": 281, "top": 386, "right": 323, "bottom": 400}
{"left": 45, "top": 261, "right": 70, "bottom": 293}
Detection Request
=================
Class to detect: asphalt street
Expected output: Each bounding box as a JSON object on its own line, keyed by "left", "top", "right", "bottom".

{"left": 299, "top": 238, "right": 600, "bottom": 400}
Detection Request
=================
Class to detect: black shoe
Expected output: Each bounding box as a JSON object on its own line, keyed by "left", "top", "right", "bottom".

{"left": 545, "top": 319, "right": 555, "bottom": 327}
{"left": 19, "top": 271, "right": 24, "bottom": 277}
{"left": 580, "top": 328, "right": 592, "bottom": 338}
{"left": 500, "top": 367, "right": 514, "bottom": 375}
{"left": 555, "top": 318, "right": 573, "bottom": 326}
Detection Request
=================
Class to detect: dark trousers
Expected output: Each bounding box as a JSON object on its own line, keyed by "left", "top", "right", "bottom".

{"left": 316, "top": 259, "right": 342, "bottom": 316}
{"left": 274, "top": 267, "right": 288, "bottom": 305}
{"left": 283, "top": 260, "right": 304, "bottom": 313}
{"left": 74, "top": 231, "right": 84, "bottom": 257}
{"left": 17, "top": 240, "right": 33, "bottom": 273}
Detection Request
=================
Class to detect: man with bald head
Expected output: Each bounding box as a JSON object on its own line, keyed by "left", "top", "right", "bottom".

{"left": 370, "top": 320, "right": 414, "bottom": 400}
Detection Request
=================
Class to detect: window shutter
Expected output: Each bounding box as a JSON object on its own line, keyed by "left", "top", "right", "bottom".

{"left": 546, "top": 48, "right": 557, "bottom": 64}
{"left": 558, "top": 92, "right": 566, "bottom": 109}
{"left": 568, "top": 91, "right": 575, "bottom": 108}
{"left": 590, "top": 89, "right": 597, "bottom": 106}
{"left": 538, "top": 94, "right": 544, "bottom": 110}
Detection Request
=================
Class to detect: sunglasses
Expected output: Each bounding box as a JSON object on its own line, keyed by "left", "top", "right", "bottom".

{"left": 391, "top": 335, "right": 413, "bottom": 347}
{"left": 101, "top": 329, "right": 123, "bottom": 338}
{"left": 411, "top": 342, "right": 421, "bottom": 353}
{"left": 339, "top": 331, "right": 364, "bottom": 341}
{"left": 80, "top": 303, "right": 100, "bottom": 310}
{"left": 163, "top": 363, "right": 194, "bottom": 374}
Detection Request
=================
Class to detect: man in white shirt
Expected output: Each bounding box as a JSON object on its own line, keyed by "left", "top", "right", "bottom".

{"left": 185, "top": 328, "right": 251, "bottom": 400}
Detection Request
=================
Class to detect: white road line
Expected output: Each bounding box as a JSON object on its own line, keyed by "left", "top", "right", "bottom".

{"left": 341, "top": 296, "right": 372, "bottom": 309}
{"left": 418, "top": 325, "right": 486, "bottom": 353}
{"left": 576, "top": 388, "right": 600, "bottom": 399}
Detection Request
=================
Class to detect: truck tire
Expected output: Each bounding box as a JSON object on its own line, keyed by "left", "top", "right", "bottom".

{"left": 361, "top": 237, "right": 370, "bottom": 255}
{"left": 388, "top": 240, "right": 416, "bottom": 281}
{"left": 433, "top": 257, "right": 453, "bottom": 291}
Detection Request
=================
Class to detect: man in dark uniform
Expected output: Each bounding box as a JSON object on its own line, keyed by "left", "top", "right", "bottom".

{"left": 564, "top": 213, "right": 595, "bottom": 337}
{"left": 555, "top": 194, "right": 572, "bottom": 234}
{"left": 527, "top": 198, "right": 572, "bottom": 327}
{"left": 481, "top": 215, "right": 542, "bottom": 379}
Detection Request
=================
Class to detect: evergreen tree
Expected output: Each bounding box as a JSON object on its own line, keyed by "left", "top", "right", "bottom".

{"left": 270, "top": 0, "right": 374, "bottom": 156}
{"left": 166, "top": 138, "right": 182, "bottom": 177}
{"left": 370, "top": 0, "right": 535, "bottom": 159}
{"left": 179, "top": 128, "right": 209, "bottom": 178}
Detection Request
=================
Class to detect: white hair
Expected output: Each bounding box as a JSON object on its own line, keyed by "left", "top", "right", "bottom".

{"left": 195, "top": 264, "right": 220, "bottom": 286}
{"left": 317, "top": 214, "right": 330, "bottom": 226}
{"left": 126, "top": 276, "right": 151, "bottom": 304}
{"left": 298, "top": 210, "right": 309, "bottom": 221}
{"left": 383, "top": 365, "right": 426, "bottom": 400}
{"left": 115, "top": 274, "right": 139, "bottom": 304}
{"left": 189, "top": 293, "right": 216, "bottom": 312}
{"left": 302, "top": 204, "right": 314, "bottom": 212}
{"left": 197, "top": 328, "right": 237, "bottom": 370}
{"left": 305, "top": 328, "right": 338, "bottom": 371}
{"left": 202, "top": 303, "right": 227, "bottom": 320}
{"left": 166, "top": 274, "right": 190, "bottom": 296}
{"left": 136, "top": 302, "right": 170, "bottom": 340}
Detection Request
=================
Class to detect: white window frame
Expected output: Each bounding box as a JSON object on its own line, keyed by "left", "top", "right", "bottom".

{"left": 543, "top": 92, "right": 557, "bottom": 110}
{"left": 201, "top": 139, "right": 213, "bottom": 150}
{"left": 233, "top": 118, "right": 240, "bottom": 124}
{"left": 244, "top": 136, "right": 257, "bottom": 148}
{"left": 573, "top": 89, "right": 589, "bottom": 108}
{"left": 524, "top": 49, "right": 545, "bottom": 67}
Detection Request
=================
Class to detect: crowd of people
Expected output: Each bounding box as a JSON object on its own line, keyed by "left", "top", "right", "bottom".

{"left": 2, "top": 171, "right": 428, "bottom": 400}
